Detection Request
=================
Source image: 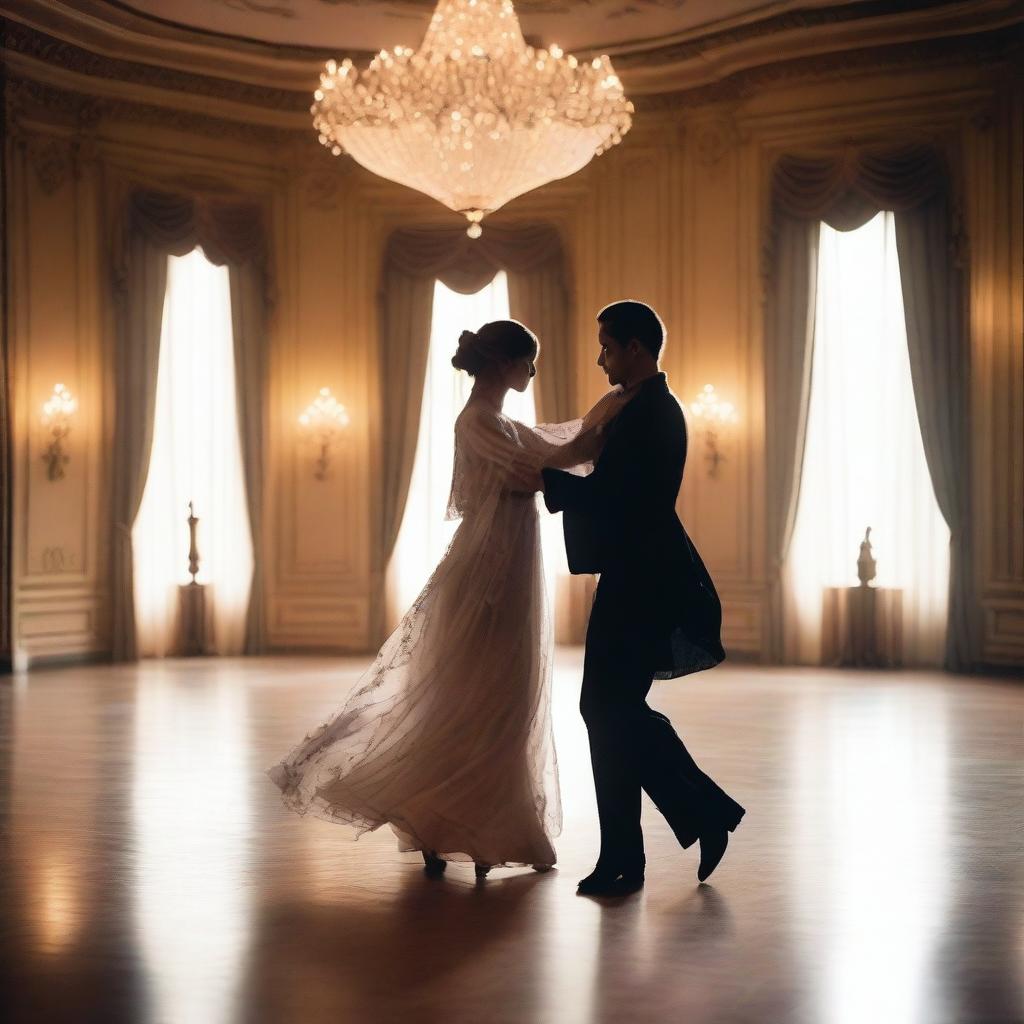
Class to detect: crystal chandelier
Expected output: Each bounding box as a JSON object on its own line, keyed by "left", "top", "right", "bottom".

{"left": 311, "top": 0, "right": 633, "bottom": 236}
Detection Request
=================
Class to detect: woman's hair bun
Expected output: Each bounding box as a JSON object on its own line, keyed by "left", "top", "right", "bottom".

{"left": 451, "top": 319, "right": 539, "bottom": 377}
{"left": 452, "top": 329, "right": 485, "bottom": 374}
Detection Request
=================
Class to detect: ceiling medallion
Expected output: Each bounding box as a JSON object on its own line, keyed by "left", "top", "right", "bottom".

{"left": 311, "top": 0, "right": 633, "bottom": 236}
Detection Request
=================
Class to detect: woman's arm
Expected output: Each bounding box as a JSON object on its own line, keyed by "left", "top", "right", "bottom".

{"left": 460, "top": 406, "right": 550, "bottom": 494}
{"left": 540, "top": 424, "right": 605, "bottom": 469}
{"left": 580, "top": 386, "right": 634, "bottom": 431}
{"left": 515, "top": 389, "right": 634, "bottom": 474}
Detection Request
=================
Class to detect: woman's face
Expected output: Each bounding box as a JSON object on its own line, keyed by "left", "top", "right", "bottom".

{"left": 505, "top": 355, "right": 536, "bottom": 393}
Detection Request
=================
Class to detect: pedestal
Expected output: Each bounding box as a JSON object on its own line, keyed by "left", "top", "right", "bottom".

{"left": 821, "top": 586, "right": 903, "bottom": 668}
{"left": 176, "top": 582, "right": 214, "bottom": 656}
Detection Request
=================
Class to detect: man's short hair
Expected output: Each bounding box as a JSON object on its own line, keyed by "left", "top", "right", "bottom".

{"left": 596, "top": 300, "right": 665, "bottom": 359}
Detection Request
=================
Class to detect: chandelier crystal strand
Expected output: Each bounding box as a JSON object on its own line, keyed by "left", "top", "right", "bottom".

{"left": 312, "top": 0, "right": 633, "bottom": 236}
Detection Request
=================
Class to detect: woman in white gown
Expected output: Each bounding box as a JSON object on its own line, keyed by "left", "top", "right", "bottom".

{"left": 268, "top": 319, "right": 627, "bottom": 876}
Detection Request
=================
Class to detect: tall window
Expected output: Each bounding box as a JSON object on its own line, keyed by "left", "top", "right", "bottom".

{"left": 390, "top": 271, "right": 565, "bottom": 621}
{"left": 132, "top": 248, "right": 254, "bottom": 656}
{"left": 786, "top": 212, "right": 950, "bottom": 665}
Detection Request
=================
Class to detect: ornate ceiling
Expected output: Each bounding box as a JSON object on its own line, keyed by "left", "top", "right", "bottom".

{"left": 110, "top": 0, "right": 866, "bottom": 54}
{"left": 6, "top": 0, "right": 1018, "bottom": 139}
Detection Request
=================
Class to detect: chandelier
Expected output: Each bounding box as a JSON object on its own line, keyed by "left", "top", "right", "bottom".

{"left": 311, "top": 0, "right": 633, "bottom": 236}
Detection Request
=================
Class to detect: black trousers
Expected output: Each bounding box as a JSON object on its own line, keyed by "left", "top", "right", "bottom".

{"left": 580, "top": 575, "right": 745, "bottom": 873}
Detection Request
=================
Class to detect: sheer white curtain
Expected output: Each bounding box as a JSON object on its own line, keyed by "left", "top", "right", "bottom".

{"left": 784, "top": 212, "right": 950, "bottom": 666}
{"left": 131, "top": 248, "right": 254, "bottom": 657}
{"left": 388, "top": 271, "right": 566, "bottom": 626}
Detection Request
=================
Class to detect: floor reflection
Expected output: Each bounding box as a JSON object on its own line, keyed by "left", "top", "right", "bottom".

{"left": 795, "top": 682, "right": 950, "bottom": 1024}
{"left": 2, "top": 658, "right": 1021, "bottom": 1024}
{"left": 243, "top": 869, "right": 548, "bottom": 1023}
{"left": 33, "top": 847, "right": 80, "bottom": 954}
{"left": 132, "top": 664, "right": 253, "bottom": 1024}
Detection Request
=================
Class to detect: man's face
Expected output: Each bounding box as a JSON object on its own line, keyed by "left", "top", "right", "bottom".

{"left": 597, "top": 325, "right": 631, "bottom": 386}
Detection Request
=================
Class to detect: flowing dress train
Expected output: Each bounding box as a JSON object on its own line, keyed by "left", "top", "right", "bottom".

{"left": 267, "top": 396, "right": 618, "bottom": 866}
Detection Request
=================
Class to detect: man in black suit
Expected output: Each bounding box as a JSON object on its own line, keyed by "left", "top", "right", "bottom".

{"left": 540, "top": 300, "right": 745, "bottom": 896}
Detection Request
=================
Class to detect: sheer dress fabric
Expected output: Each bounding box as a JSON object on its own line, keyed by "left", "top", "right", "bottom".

{"left": 268, "top": 395, "right": 618, "bottom": 867}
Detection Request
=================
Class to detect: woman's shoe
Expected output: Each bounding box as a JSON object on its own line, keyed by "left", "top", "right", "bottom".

{"left": 474, "top": 863, "right": 492, "bottom": 879}
{"left": 422, "top": 850, "right": 446, "bottom": 876}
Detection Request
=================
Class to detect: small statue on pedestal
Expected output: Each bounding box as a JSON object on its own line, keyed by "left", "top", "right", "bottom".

{"left": 187, "top": 500, "right": 200, "bottom": 583}
{"left": 857, "top": 526, "right": 877, "bottom": 587}
{"left": 179, "top": 500, "right": 208, "bottom": 656}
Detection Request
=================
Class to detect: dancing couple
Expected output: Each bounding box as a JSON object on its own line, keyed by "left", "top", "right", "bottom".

{"left": 268, "top": 300, "right": 745, "bottom": 897}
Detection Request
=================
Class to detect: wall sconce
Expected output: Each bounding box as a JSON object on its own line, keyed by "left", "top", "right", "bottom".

{"left": 688, "top": 384, "right": 737, "bottom": 479}
{"left": 299, "top": 387, "right": 350, "bottom": 481}
{"left": 40, "top": 382, "right": 77, "bottom": 481}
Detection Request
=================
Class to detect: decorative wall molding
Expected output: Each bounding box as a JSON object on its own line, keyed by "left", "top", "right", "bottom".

{"left": 695, "top": 115, "right": 738, "bottom": 167}
{"left": 983, "top": 603, "right": 1024, "bottom": 664}
{"left": 636, "top": 23, "right": 1024, "bottom": 111}
{"left": 4, "top": 72, "right": 302, "bottom": 148}
{"left": 268, "top": 595, "right": 370, "bottom": 650}
{"left": 3, "top": 19, "right": 311, "bottom": 114}
{"left": 300, "top": 169, "right": 352, "bottom": 210}
{"left": 966, "top": 77, "right": 1024, "bottom": 668}
{"left": 26, "top": 137, "right": 72, "bottom": 195}
{"left": 40, "top": 547, "right": 76, "bottom": 573}
{"left": 2, "top": 0, "right": 337, "bottom": 90}
{"left": 7, "top": 125, "right": 112, "bottom": 664}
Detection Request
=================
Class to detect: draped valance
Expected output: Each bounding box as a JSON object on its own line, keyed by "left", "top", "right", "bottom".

{"left": 117, "top": 188, "right": 269, "bottom": 279}
{"left": 770, "top": 144, "right": 950, "bottom": 231}
{"left": 384, "top": 222, "right": 565, "bottom": 294}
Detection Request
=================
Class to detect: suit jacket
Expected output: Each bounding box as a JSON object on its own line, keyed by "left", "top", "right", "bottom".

{"left": 541, "top": 372, "right": 724, "bottom": 679}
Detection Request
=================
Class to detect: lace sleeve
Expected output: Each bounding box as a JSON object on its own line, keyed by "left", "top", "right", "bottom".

{"left": 446, "top": 404, "right": 535, "bottom": 520}
{"left": 513, "top": 386, "right": 633, "bottom": 472}
{"left": 515, "top": 419, "right": 602, "bottom": 471}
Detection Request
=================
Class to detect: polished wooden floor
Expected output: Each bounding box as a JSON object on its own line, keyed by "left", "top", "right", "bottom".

{"left": 1, "top": 652, "right": 1021, "bottom": 1024}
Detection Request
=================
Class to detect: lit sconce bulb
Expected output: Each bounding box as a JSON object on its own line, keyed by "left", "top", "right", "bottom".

{"left": 40, "top": 382, "right": 77, "bottom": 481}
{"left": 686, "top": 384, "right": 738, "bottom": 479}
{"left": 299, "top": 387, "right": 350, "bottom": 480}
{"left": 42, "top": 382, "right": 78, "bottom": 423}
{"left": 689, "top": 383, "right": 738, "bottom": 423}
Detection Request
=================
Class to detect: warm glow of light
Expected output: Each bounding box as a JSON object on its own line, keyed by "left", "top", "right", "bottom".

{"left": 41, "top": 382, "right": 78, "bottom": 425}
{"left": 133, "top": 669, "right": 252, "bottom": 1024}
{"left": 793, "top": 686, "right": 950, "bottom": 1024}
{"left": 687, "top": 383, "right": 737, "bottom": 423}
{"left": 311, "top": 0, "right": 632, "bottom": 234}
{"left": 131, "top": 249, "right": 254, "bottom": 656}
{"left": 34, "top": 852, "right": 78, "bottom": 953}
{"left": 299, "top": 387, "right": 350, "bottom": 435}
{"left": 389, "top": 271, "right": 566, "bottom": 624}
{"left": 785, "top": 213, "right": 949, "bottom": 664}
